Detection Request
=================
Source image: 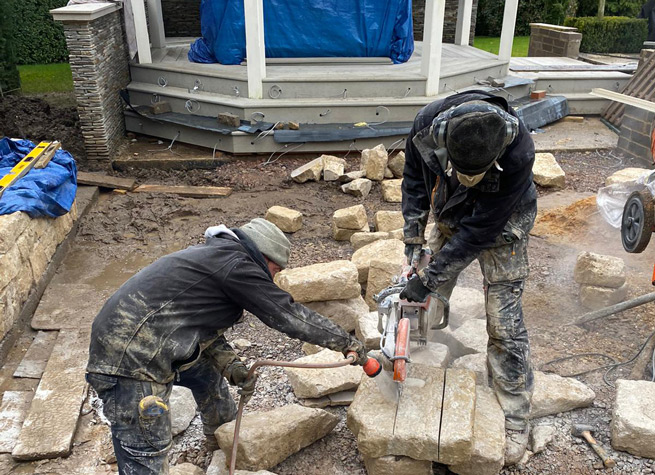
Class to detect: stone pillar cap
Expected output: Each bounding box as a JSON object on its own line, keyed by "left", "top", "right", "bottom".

{"left": 51, "top": 2, "right": 121, "bottom": 22}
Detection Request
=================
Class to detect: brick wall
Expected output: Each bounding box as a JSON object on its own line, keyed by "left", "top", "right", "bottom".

{"left": 617, "top": 105, "right": 655, "bottom": 164}
{"left": 161, "top": 0, "right": 200, "bottom": 37}
{"left": 413, "top": 0, "right": 479, "bottom": 44}
{"left": 528, "top": 23, "right": 581, "bottom": 58}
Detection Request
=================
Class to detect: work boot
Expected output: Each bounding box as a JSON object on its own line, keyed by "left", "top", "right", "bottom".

{"left": 204, "top": 434, "right": 219, "bottom": 452}
{"left": 504, "top": 425, "right": 529, "bottom": 466}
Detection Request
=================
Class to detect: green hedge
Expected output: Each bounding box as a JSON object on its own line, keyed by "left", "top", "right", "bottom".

{"left": 564, "top": 16, "right": 648, "bottom": 53}
{"left": 14, "top": 0, "right": 69, "bottom": 65}
{"left": 476, "top": 0, "right": 574, "bottom": 36}
{"left": 0, "top": 0, "right": 21, "bottom": 93}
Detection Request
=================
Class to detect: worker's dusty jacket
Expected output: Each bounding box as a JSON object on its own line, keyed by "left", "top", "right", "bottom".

{"left": 87, "top": 230, "right": 355, "bottom": 384}
{"left": 402, "top": 90, "right": 537, "bottom": 288}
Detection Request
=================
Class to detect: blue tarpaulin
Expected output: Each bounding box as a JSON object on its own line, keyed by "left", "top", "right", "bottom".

{"left": 189, "top": 0, "right": 414, "bottom": 65}
{"left": 0, "top": 138, "right": 77, "bottom": 218}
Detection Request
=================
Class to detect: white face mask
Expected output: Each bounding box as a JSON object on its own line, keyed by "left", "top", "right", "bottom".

{"left": 456, "top": 171, "right": 486, "bottom": 187}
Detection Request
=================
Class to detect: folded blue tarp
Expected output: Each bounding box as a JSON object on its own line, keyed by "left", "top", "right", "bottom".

{"left": 189, "top": 0, "right": 414, "bottom": 65}
{"left": 0, "top": 138, "right": 77, "bottom": 218}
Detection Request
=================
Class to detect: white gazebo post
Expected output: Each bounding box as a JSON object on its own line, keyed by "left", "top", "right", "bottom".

{"left": 145, "top": 0, "right": 166, "bottom": 49}
{"left": 131, "top": 0, "right": 152, "bottom": 63}
{"left": 421, "top": 0, "right": 447, "bottom": 96}
{"left": 244, "top": 0, "right": 266, "bottom": 99}
{"left": 498, "top": 0, "right": 519, "bottom": 74}
{"left": 454, "top": 0, "right": 474, "bottom": 46}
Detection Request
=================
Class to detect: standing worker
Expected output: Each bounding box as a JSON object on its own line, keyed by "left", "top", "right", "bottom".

{"left": 399, "top": 91, "right": 537, "bottom": 465}
{"left": 86, "top": 218, "right": 367, "bottom": 474}
{"left": 640, "top": 0, "right": 655, "bottom": 41}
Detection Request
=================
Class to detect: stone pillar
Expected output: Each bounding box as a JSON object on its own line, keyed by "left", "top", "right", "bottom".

{"left": 51, "top": 3, "right": 130, "bottom": 162}
{"left": 617, "top": 104, "right": 655, "bottom": 165}
{"left": 528, "top": 23, "right": 582, "bottom": 58}
{"left": 414, "top": 0, "right": 479, "bottom": 44}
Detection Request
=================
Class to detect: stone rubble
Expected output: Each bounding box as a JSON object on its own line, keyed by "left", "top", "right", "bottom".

{"left": 355, "top": 311, "right": 382, "bottom": 350}
{"left": 351, "top": 239, "right": 404, "bottom": 283}
{"left": 290, "top": 157, "right": 323, "bottom": 183}
{"left": 170, "top": 386, "right": 198, "bottom": 437}
{"left": 362, "top": 144, "right": 389, "bottom": 181}
{"left": 275, "top": 260, "right": 361, "bottom": 303}
{"left": 321, "top": 155, "right": 346, "bottom": 181}
{"left": 304, "top": 296, "right": 369, "bottom": 333}
{"left": 284, "top": 349, "right": 362, "bottom": 399}
{"left": 341, "top": 178, "right": 373, "bottom": 198}
{"left": 264, "top": 206, "right": 303, "bottom": 233}
{"left": 387, "top": 151, "right": 405, "bottom": 178}
{"left": 365, "top": 258, "right": 404, "bottom": 310}
{"left": 373, "top": 210, "right": 405, "bottom": 232}
{"left": 232, "top": 338, "right": 252, "bottom": 350}
{"left": 333, "top": 204, "right": 368, "bottom": 230}
{"left": 611, "top": 379, "right": 655, "bottom": 459}
{"left": 531, "top": 371, "right": 595, "bottom": 418}
{"left": 170, "top": 462, "right": 204, "bottom": 475}
{"left": 532, "top": 152, "right": 566, "bottom": 188}
{"left": 530, "top": 424, "right": 556, "bottom": 454}
{"left": 381, "top": 179, "right": 403, "bottom": 203}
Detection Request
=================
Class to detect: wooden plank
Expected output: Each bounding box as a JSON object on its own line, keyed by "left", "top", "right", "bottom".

{"left": 0, "top": 392, "right": 33, "bottom": 453}
{"left": 131, "top": 0, "right": 152, "bottom": 64}
{"left": 133, "top": 184, "right": 233, "bottom": 198}
{"left": 510, "top": 64, "right": 636, "bottom": 72}
{"left": 12, "top": 330, "right": 89, "bottom": 461}
{"left": 591, "top": 88, "right": 655, "bottom": 113}
{"left": 244, "top": 0, "right": 266, "bottom": 99}
{"left": 76, "top": 171, "right": 137, "bottom": 190}
{"left": 13, "top": 331, "right": 58, "bottom": 379}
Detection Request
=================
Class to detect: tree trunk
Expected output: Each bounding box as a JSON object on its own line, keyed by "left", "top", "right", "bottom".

{"left": 597, "top": 0, "right": 606, "bottom": 19}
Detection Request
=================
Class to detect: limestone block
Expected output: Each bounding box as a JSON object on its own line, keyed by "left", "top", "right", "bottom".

{"left": 301, "top": 390, "right": 356, "bottom": 408}
{"left": 351, "top": 231, "right": 390, "bottom": 250}
{"left": 449, "top": 386, "right": 505, "bottom": 475}
{"left": 339, "top": 170, "right": 366, "bottom": 183}
{"left": 264, "top": 206, "right": 303, "bottom": 233}
{"left": 387, "top": 151, "right": 405, "bottom": 178}
{"left": 533, "top": 153, "right": 565, "bottom": 188}
{"left": 355, "top": 312, "right": 381, "bottom": 350}
{"left": 374, "top": 211, "right": 404, "bottom": 233}
{"left": 362, "top": 144, "right": 388, "bottom": 181}
{"left": 351, "top": 239, "right": 404, "bottom": 283}
{"left": 290, "top": 157, "right": 323, "bottom": 183}
{"left": 284, "top": 349, "right": 362, "bottom": 398}
{"left": 341, "top": 178, "right": 372, "bottom": 198}
{"left": 365, "top": 258, "right": 403, "bottom": 310}
{"left": 573, "top": 251, "right": 625, "bottom": 288}
{"left": 302, "top": 342, "right": 322, "bottom": 355}
{"left": 611, "top": 379, "right": 655, "bottom": 458}
{"left": 0, "top": 391, "right": 33, "bottom": 453}
{"left": 605, "top": 168, "right": 651, "bottom": 186}
{"left": 452, "top": 353, "right": 488, "bottom": 385}
{"left": 530, "top": 425, "right": 555, "bottom": 454}
{"left": 384, "top": 167, "right": 394, "bottom": 179}
{"left": 332, "top": 221, "right": 369, "bottom": 241}
{"left": 448, "top": 319, "right": 488, "bottom": 359}
{"left": 216, "top": 405, "right": 339, "bottom": 471}
{"left": 170, "top": 463, "right": 204, "bottom": 475}
{"left": 364, "top": 455, "right": 432, "bottom": 475}
{"left": 410, "top": 342, "right": 450, "bottom": 369}
{"left": 0, "top": 212, "right": 30, "bottom": 254}
{"left": 0, "top": 246, "right": 21, "bottom": 292}
{"left": 275, "top": 260, "right": 361, "bottom": 303}
{"left": 333, "top": 204, "right": 368, "bottom": 230}
{"left": 170, "top": 386, "right": 197, "bottom": 436}
{"left": 531, "top": 371, "right": 595, "bottom": 418}
{"left": 387, "top": 228, "right": 404, "bottom": 240}
{"left": 439, "top": 369, "right": 476, "bottom": 465}
{"left": 381, "top": 179, "right": 403, "bottom": 203}
{"left": 450, "top": 286, "right": 486, "bottom": 329}
{"left": 321, "top": 155, "right": 346, "bottom": 181}
{"left": 305, "top": 296, "right": 369, "bottom": 333}
{"left": 579, "top": 283, "right": 628, "bottom": 310}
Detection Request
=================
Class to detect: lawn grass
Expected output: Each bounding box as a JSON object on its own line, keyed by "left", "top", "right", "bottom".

{"left": 473, "top": 36, "right": 530, "bottom": 57}
{"left": 17, "top": 63, "right": 74, "bottom": 94}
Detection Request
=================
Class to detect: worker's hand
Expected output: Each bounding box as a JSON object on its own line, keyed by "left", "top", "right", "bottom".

{"left": 226, "top": 362, "right": 257, "bottom": 402}
{"left": 343, "top": 339, "right": 368, "bottom": 366}
{"left": 404, "top": 243, "right": 422, "bottom": 266}
{"left": 400, "top": 275, "right": 432, "bottom": 303}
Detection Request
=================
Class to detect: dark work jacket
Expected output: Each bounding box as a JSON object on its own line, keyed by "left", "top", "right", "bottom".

{"left": 640, "top": 0, "right": 655, "bottom": 41}
{"left": 87, "top": 231, "right": 354, "bottom": 384}
{"left": 402, "top": 91, "right": 537, "bottom": 288}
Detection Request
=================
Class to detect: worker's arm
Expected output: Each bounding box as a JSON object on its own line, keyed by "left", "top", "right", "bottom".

{"left": 203, "top": 335, "right": 239, "bottom": 374}
{"left": 401, "top": 126, "right": 431, "bottom": 247}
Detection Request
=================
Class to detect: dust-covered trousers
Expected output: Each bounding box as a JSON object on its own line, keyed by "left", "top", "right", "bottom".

{"left": 86, "top": 353, "right": 237, "bottom": 475}
{"left": 428, "top": 202, "right": 537, "bottom": 430}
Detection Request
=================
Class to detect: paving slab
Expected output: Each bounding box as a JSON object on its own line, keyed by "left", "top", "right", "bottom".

{"left": 12, "top": 329, "right": 89, "bottom": 460}
{"left": 531, "top": 117, "right": 617, "bottom": 152}
{"left": 13, "top": 331, "right": 58, "bottom": 379}
{"left": 0, "top": 391, "right": 33, "bottom": 453}
{"left": 31, "top": 283, "right": 110, "bottom": 330}
{"left": 439, "top": 369, "right": 476, "bottom": 465}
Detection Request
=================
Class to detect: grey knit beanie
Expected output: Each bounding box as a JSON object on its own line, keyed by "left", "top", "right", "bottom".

{"left": 239, "top": 218, "right": 291, "bottom": 268}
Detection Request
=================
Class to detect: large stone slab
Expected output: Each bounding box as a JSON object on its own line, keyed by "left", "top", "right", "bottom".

{"left": 170, "top": 386, "right": 198, "bottom": 436}
{"left": 362, "top": 144, "right": 388, "bottom": 181}
{"left": 364, "top": 455, "right": 432, "bottom": 475}
{"left": 355, "top": 311, "right": 382, "bottom": 350}
{"left": 533, "top": 153, "right": 565, "bottom": 188}
{"left": 13, "top": 331, "right": 58, "bottom": 379}
{"left": 301, "top": 390, "right": 356, "bottom": 408}
{"left": 381, "top": 179, "right": 403, "bottom": 203}
{"left": 207, "top": 450, "right": 278, "bottom": 475}
{"left": 290, "top": 157, "right": 323, "bottom": 183}
{"left": 350, "top": 231, "right": 390, "bottom": 250}
{"left": 365, "top": 258, "right": 403, "bottom": 310}
{"left": 304, "top": 296, "right": 369, "bottom": 333}
{"left": 216, "top": 405, "right": 338, "bottom": 471}
{"left": 321, "top": 155, "right": 346, "bottom": 181}
{"left": 605, "top": 167, "right": 651, "bottom": 186}
{"left": 611, "top": 379, "right": 655, "bottom": 458}
{"left": 579, "top": 283, "right": 628, "bottom": 310}
{"left": 31, "top": 283, "right": 110, "bottom": 330}
{"left": 439, "top": 369, "right": 476, "bottom": 465}
{"left": 573, "top": 251, "right": 626, "bottom": 288}
{"left": 530, "top": 371, "right": 595, "bottom": 418}
{"left": 387, "top": 152, "right": 405, "bottom": 179}
{"left": 284, "top": 349, "right": 362, "bottom": 398}
{"left": 410, "top": 342, "right": 450, "bottom": 369}
{"left": 341, "top": 178, "right": 372, "bottom": 198}
{"left": 449, "top": 385, "right": 505, "bottom": 475}
{"left": 275, "top": 260, "right": 361, "bottom": 303}
{"left": 351, "top": 239, "right": 404, "bottom": 283}
{"left": 452, "top": 353, "right": 488, "bottom": 385}
{"left": 450, "top": 287, "right": 486, "bottom": 329}
{"left": 374, "top": 211, "right": 405, "bottom": 233}
{"left": 448, "top": 319, "right": 488, "bottom": 359}
{"left": 264, "top": 206, "right": 302, "bottom": 233}
{"left": 12, "top": 330, "right": 89, "bottom": 460}
{"left": 333, "top": 204, "right": 368, "bottom": 230}
{"left": 0, "top": 392, "right": 33, "bottom": 453}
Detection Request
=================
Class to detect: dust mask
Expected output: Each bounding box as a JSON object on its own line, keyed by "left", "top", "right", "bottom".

{"left": 456, "top": 171, "right": 486, "bottom": 187}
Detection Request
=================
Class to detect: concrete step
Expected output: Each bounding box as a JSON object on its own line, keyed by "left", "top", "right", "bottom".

{"left": 557, "top": 92, "right": 610, "bottom": 115}
{"left": 513, "top": 70, "right": 630, "bottom": 94}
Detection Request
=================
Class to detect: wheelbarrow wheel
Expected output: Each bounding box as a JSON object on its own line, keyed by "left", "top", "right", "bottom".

{"left": 621, "top": 189, "right": 655, "bottom": 253}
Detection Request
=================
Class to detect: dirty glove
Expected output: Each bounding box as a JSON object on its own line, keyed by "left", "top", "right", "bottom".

{"left": 399, "top": 275, "right": 432, "bottom": 303}
{"left": 226, "top": 361, "right": 257, "bottom": 402}
{"left": 343, "top": 339, "right": 368, "bottom": 366}
{"left": 404, "top": 243, "right": 422, "bottom": 266}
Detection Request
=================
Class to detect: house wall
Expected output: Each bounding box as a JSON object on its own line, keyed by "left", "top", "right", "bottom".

{"left": 617, "top": 105, "right": 655, "bottom": 165}
{"left": 413, "top": 0, "right": 479, "bottom": 44}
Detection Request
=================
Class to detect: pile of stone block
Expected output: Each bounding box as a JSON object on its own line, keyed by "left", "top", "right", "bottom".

{"left": 573, "top": 251, "right": 627, "bottom": 310}
{"left": 351, "top": 238, "right": 405, "bottom": 310}
{"left": 332, "top": 204, "right": 369, "bottom": 241}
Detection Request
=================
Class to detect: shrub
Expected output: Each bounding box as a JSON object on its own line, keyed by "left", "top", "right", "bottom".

{"left": 476, "top": 0, "right": 573, "bottom": 36}
{"left": 14, "top": 0, "right": 69, "bottom": 64}
{"left": 0, "top": 0, "right": 21, "bottom": 93}
{"left": 576, "top": 0, "right": 643, "bottom": 18}
{"left": 564, "top": 16, "right": 648, "bottom": 53}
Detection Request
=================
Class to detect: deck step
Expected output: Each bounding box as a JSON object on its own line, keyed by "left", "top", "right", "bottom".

{"left": 557, "top": 92, "right": 611, "bottom": 115}
{"left": 513, "top": 70, "right": 630, "bottom": 94}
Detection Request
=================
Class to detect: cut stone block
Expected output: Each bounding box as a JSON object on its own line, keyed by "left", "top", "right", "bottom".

{"left": 332, "top": 221, "right": 369, "bottom": 241}
{"left": 215, "top": 405, "right": 338, "bottom": 471}
{"left": 290, "top": 157, "right": 323, "bottom": 183}
{"left": 12, "top": 330, "right": 89, "bottom": 460}
{"left": 207, "top": 450, "right": 277, "bottom": 475}
{"left": 573, "top": 251, "right": 626, "bottom": 288}
{"left": 450, "top": 286, "right": 486, "bottom": 329}
{"left": 31, "top": 283, "right": 109, "bottom": 330}
{"left": 385, "top": 168, "right": 394, "bottom": 179}
{"left": 333, "top": 204, "right": 368, "bottom": 230}
{"left": 365, "top": 258, "right": 403, "bottom": 310}
{"left": 448, "top": 319, "right": 488, "bottom": 359}
{"left": 362, "top": 144, "right": 389, "bottom": 181}
{"left": 264, "top": 206, "right": 303, "bottom": 233}
{"left": 387, "top": 151, "right": 405, "bottom": 178}
{"left": 321, "top": 155, "right": 346, "bottom": 181}
{"left": 374, "top": 211, "right": 404, "bottom": 233}
{"left": 533, "top": 153, "right": 565, "bottom": 188}
{"left": 611, "top": 379, "right": 655, "bottom": 459}
{"left": 410, "top": 342, "right": 450, "bottom": 369}
{"left": 355, "top": 312, "right": 381, "bottom": 350}
{"left": 275, "top": 260, "right": 361, "bottom": 303}
{"left": 301, "top": 390, "right": 356, "bottom": 409}
{"left": 387, "top": 228, "right": 404, "bottom": 240}
{"left": 452, "top": 353, "right": 488, "bottom": 385}
{"left": 339, "top": 170, "right": 366, "bottom": 183}
{"left": 605, "top": 167, "right": 651, "bottom": 186}
{"left": 439, "top": 369, "right": 476, "bottom": 465}
{"left": 364, "top": 455, "right": 432, "bottom": 475}
{"left": 0, "top": 246, "right": 21, "bottom": 293}
{"left": 531, "top": 371, "right": 595, "bottom": 418}
{"left": 170, "top": 386, "right": 198, "bottom": 437}
{"left": 0, "top": 212, "right": 30, "bottom": 254}
{"left": 530, "top": 424, "right": 555, "bottom": 454}
{"left": 170, "top": 462, "right": 204, "bottom": 475}
{"left": 449, "top": 385, "right": 505, "bottom": 475}
{"left": 351, "top": 231, "right": 390, "bottom": 250}
{"left": 284, "top": 349, "right": 362, "bottom": 398}
{"left": 341, "top": 178, "right": 373, "bottom": 198}
{"left": 0, "top": 392, "right": 33, "bottom": 453}
{"left": 579, "top": 283, "right": 628, "bottom": 310}
{"left": 304, "top": 296, "right": 369, "bottom": 333}
{"left": 13, "top": 331, "right": 58, "bottom": 379}
{"left": 351, "top": 239, "right": 404, "bottom": 283}
{"left": 381, "top": 179, "right": 403, "bottom": 203}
